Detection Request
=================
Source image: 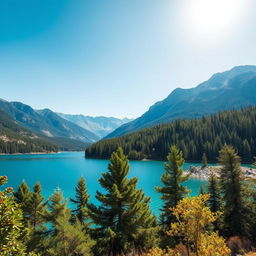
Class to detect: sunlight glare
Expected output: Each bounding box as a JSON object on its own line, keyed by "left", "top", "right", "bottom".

{"left": 184, "top": 0, "right": 246, "bottom": 42}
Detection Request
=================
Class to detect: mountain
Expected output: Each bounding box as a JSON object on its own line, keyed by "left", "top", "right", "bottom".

{"left": 106, "top": 65, "right": 256, "bottom": 138}
{"left": 0, "top": 110, "right": 58, "bottom": 153}
{"left": 0, "top": 100, "right": 99, "bottom": 150}
{"left": 86, "top": 106, "right": 256, "bottom": 162}
{"left": 57, "top": 113, "right": 133, "bottom": 138}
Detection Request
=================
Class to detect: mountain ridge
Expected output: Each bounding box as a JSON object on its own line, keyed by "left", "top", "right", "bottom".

{"left": 106, "top": 65, "right": 256, "bottom": 138}
{"left": 0, "top": 100, "right": 99, "bottom": 150}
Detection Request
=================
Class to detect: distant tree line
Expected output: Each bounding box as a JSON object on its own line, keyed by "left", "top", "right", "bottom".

{"left": 86, "top": 106, "right": 256, "bottom": 162}
{"left": 0, "top": 140, "right": 58, "bottom": 154}
{"left": 1, "top": 145, "right": 256, "bottom": 255}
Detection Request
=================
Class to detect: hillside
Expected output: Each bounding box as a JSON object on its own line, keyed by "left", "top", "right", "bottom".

{"left": 106, "top": 65, "right": 256, "bottom": 138}
{"left": 0, "top": 110, "right": 58, "bottom": 153}
{"left": 86, "top": 106, "right": 256, "bottom": 162}
{"left": 0, "top": 99, "right": 99, "bottom": 150}
{"left": 57, "top": 113, "right": 133, "bottom": 138}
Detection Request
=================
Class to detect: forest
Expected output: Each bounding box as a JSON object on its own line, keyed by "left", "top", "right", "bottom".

{"left": 1, "top": 145, "right": 256, "bottom": 256}
{"left": 86, "top": 106, "right": 256, "bottom": 162}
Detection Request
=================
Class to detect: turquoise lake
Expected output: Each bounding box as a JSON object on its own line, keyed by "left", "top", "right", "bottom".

{"left": 0, "top": 152, "right": 207, "bottom": 216}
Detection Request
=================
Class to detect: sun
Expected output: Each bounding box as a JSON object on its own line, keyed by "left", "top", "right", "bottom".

{"left": 183, "top": 0, "right": 246, "bottom": 42}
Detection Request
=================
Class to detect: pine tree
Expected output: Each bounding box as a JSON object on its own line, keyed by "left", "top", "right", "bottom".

{"left": 28, "top": 182, "right": 47, "bottom": 229}
{"left": 14, "top": 181, "right": 32, "bottom": 225}
{"left": 155, "top": 145, "right": 189, "bottom": 228}
{"left": 218, "top": 145, "right": 251, "bottom": 237}
{"left": 207, "top": 173, "right": 222, "bottom": 231}
{"left": 26, "top": 182, "right": 48, "bottom": 253}
{"left": 207, "top": 173, "right": 221, "bottom": 213}
{"left": 201, "top": 152, "right": 208, "bottom": 169}
{"left": 88, "top": 147, "right": 158, "bottom": 256}
{"left": 70, "top": 177, "right": 90, "bottom": 226}
{"left": 45, "top": 189, "right": 70, "bottom": 233}
{"left": 47, "top": 213, "right": 94, "bottom": 256}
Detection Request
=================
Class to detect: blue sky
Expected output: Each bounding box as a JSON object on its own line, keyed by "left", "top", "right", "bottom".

{"left": 0, "top": 0, "right": 255, "bottom": 118}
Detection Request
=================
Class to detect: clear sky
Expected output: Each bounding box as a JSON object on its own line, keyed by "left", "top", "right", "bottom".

{"left": 0, "top": 0, "right": 255, "bottom": 118}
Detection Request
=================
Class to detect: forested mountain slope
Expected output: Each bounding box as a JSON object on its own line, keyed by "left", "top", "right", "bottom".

{"left": 86, "top": 106, "right": 256, "bottom": 162}
{"left": 0, "top": 110, "right": 58, "bottom": 153}
{"left": 0, "top": 99, "right": 99, "bottom": 150}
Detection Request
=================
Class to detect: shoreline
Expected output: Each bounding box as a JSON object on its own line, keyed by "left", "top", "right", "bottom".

{"left": 188, "top": 165, "right": 256, "bottom": 180}
{"left": 0, "top": 151, "right": 59, "bottom": 156}
{"left": 0, "top": 150, "right": 85, "bottom": 156}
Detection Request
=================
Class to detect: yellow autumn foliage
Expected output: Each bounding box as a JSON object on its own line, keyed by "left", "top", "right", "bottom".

{"left": 166, "top": 194, "right": 231, "bottom": 256}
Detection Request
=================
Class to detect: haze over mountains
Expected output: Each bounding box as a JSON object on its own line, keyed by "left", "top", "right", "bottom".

{"left": 57, "top": 113, "right": 133, "bottom": 138}
{"left": 106, "top": 65, "right": 256, "bottom": 138}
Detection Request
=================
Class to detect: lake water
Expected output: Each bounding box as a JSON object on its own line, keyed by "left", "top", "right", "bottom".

{"left": 0, "top": 152, "right": 207, "bottom": 216}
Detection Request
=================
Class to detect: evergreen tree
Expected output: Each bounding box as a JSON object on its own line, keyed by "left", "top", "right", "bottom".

{"left": 70, "top": 177, "right": 90, "bottom": 226}
{"left": 218, "top": 145, "right": 251, "bottom": 237}
{"left": 14, "top": 181, "right": 32, "bottom": 225}
{"left": 207, "top": 173, "right": 222, "bottom": 231}
{"left": 207, "top": 173, "right": 221, "bottom": 213}
{"left": 26, "top": 182, "right": 48, "bottom": 253}
{"left": 45, "top": 189, "right": 70, "bottom": 233}
{"left": 47, "top": 213, "right": 94, "bottom": 256}
{"left": 155, "top": 145, "right": 189, "bottom": 228}
{"left": 88, "top": 147, "right": 158, "bottom": 256}
{"left": 201, "top": 153, "right": 208, "bottom": 169}
{"left": 28, "top": 182, "right": 47, "bottom": 230}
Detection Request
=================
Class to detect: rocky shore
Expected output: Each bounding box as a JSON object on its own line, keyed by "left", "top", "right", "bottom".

{"left": 188, "top": 165, "right": 256, "bottom": 180}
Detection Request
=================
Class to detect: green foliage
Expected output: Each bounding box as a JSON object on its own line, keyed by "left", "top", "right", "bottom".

{"left": 218, "top": 145, "right": 251, "bottom": 237}
{"left": 207, "top": 173, "right": 222, "bottom": 214}
{"left": 45, "top": 189, "right": 70, "bottom": 233}
{"left": 70, "top": 177, "right": 90, "bottom": 227}
{"left": 25, "top": 182, "right": 48, "bottom": 253}
{"left": 0, "top": 176, "right": 26, "bottom": 255}
{"left": 156, "top": 146, "right": 189, "bottom": 228}
{"left": 14, "top": 181, "right": 32, "bottom": 225}
{"left": 86, "top": 106, "right": 256, "bottom": 162}
{"left": 88, "top": 147, "right": 158, "bottom": 255}
{"left": 46, "top": 213, "right": 94, "bottom": 256}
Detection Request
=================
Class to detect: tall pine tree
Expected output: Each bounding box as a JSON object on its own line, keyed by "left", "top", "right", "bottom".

{"left": 218, "top": 145, "right": 250, "bottom": 237}
{"left": 70, "top": 177, "right": 90, "bottom": 227}
{"left": 45, "top": 189, "right": 70, "bottom": 234}
{"left": 155, "top": 145, "right": 189, "bottom": 228}
{"left": 14, "top": 181, "right": 32, "bottom": 225}
{"left": 207, "top": 173, "right": 222, "bottom": 231}
{"left": 88, "top": 147, "right": 158, "bottom": 256}
{"left": 26, "top": 182, "right": 48, "bottom": 254}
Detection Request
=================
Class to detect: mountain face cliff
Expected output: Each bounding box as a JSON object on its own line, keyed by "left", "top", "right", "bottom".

{"left": 0, "top": 100, "right": 99, "bottom": 150}
{"left": 106, "top": 65, "right": 256, "bottom": 138}
{"left": 57, "top": 113, "right": 133, "bottom": 138}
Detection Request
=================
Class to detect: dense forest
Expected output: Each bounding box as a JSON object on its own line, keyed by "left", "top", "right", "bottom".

{"left": 86, "top": 106, "right": 256, "bottom": 162}
{"left": 1, "top": 146, "right": 256, "bottom": 255}
{"left": 0, "top": 110, "right": 58, "bottom": 153}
